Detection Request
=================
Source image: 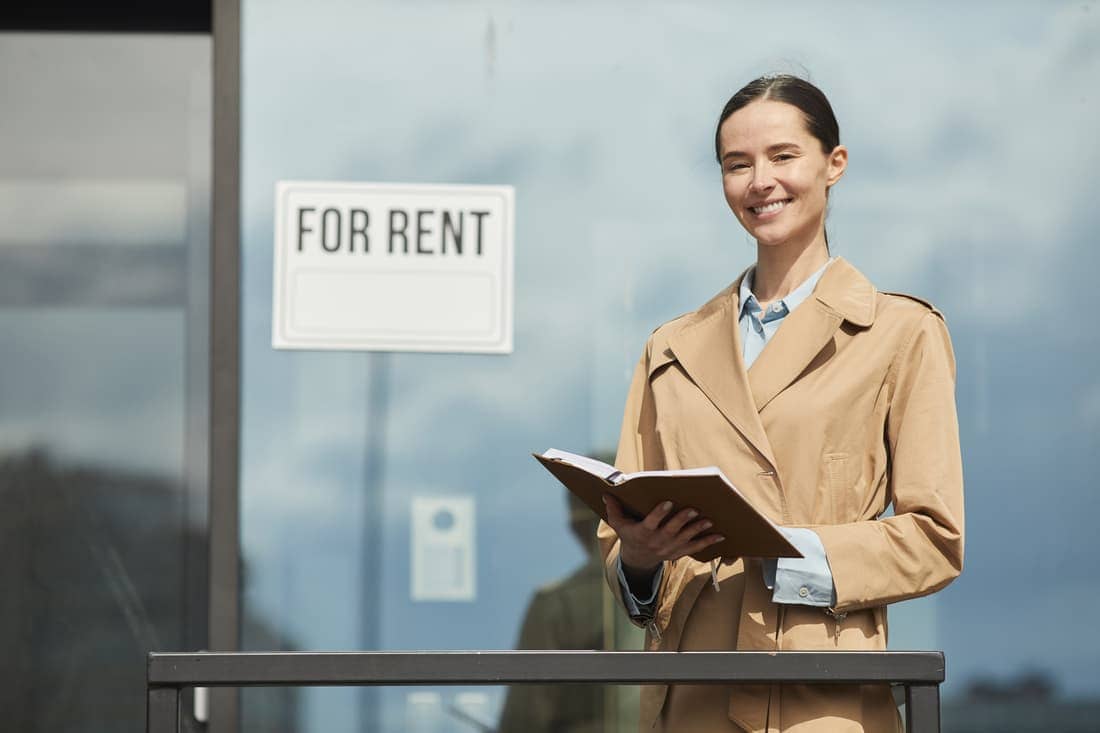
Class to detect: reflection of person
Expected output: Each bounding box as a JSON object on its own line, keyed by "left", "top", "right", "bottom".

{"left": 598, "top": 75, "right": 964, "bottom": 733}
{"left": 497, "top": 491, "right": 605, "bottom": 733}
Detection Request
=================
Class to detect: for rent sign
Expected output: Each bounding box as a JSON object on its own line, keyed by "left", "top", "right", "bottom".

{"left": 273, "top": 181, "right": 514, "bottom": 353}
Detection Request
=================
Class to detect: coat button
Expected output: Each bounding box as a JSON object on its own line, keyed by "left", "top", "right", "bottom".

{"left": 798, "top": 587, "right": 809, "bottom": 598}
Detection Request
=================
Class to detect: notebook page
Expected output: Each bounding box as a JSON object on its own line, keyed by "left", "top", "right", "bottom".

{"left": 541, "top": 449, "right": 622, "bottom": 482}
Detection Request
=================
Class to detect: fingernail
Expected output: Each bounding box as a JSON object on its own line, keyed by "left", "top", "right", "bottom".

{"left": 686, "top": 510, "right": 698, "bottom": 519}
{"left": 715, "top": 535, "right": 725, "bottom": 542}
{"left": 602, "top": 495, "right": 608, "bottom": 504}
{"left": 701, "top": 520, "right": 712, "bottom": 529}
{"left": 662, "top": 501, "right": 673, "bottom": 511}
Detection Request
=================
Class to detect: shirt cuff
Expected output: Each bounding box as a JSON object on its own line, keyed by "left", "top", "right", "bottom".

{"left": 616, "top": 555, "right": 663, "bottom": 617}
{"left": 765, "top": 527, "right": 837, "bottom": 608}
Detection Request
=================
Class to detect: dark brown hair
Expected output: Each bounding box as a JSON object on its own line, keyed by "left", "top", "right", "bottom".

{"left": 714, "top": 74, "right": 840, "bottom": 163}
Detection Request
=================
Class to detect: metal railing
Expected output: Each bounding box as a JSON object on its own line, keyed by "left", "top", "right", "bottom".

{"left": 147, "top": 650, "right": 944, "bottom": 732}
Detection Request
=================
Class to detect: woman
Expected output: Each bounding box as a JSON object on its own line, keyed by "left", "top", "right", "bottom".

{"left": 598, "top": 75, "right": 964, "bottom": 733}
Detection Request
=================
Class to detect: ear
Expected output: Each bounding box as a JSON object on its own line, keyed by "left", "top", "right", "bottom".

{"left": 825, "top": 144, "right": 848, "bottom": 188}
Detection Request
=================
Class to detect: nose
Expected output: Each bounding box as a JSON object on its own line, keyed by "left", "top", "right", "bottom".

{"left": 749, "top": 163, "right": 775, "bottom": 194}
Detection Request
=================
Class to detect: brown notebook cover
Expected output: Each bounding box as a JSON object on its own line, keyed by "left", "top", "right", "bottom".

{"left": 534, "top": 451, "right": 801, "bottom": 562}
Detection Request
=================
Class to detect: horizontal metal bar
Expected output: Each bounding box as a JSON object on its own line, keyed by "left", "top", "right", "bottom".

{"left": 148, "top": 650, "right": 944, "bottom": 688}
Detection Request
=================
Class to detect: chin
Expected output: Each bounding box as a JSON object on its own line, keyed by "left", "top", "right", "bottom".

{"left": 750, "top": 230, "right": 792, "bottom": 248}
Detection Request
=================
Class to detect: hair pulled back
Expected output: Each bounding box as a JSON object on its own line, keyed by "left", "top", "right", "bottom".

{"left": 714, "top": 74, "right": 840, "bottom": 164}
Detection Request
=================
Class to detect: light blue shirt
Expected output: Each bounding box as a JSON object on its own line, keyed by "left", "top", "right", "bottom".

{"left": 619, "top": 259, "right": 838, "bottom": 618}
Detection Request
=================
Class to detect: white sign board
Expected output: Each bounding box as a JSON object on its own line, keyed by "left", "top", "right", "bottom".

{"left": 273, "top": 181, "right": 514, "bottom": 353}
{"left": 410, "top": 495, "right": 476, "bottom": 602}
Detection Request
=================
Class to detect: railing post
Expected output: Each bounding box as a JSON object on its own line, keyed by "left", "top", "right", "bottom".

{"left": 146, "top": 686, "right": 180, "bottom": 733}
{"left": 905, "top": 683, "right": 940, "bottom": 733}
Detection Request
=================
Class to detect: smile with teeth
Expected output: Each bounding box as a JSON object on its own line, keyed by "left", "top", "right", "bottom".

{"left": 750, "top": 198, "right": 791, "bottom": 215}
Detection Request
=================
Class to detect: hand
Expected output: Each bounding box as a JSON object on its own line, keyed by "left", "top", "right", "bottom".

{"left": 603, "top": 494, "right": 724, "bottom": 577}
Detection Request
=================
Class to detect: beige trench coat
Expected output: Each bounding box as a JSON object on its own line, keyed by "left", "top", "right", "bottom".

{"left": 598, "top": 257, "right": 964, "bottom": 733}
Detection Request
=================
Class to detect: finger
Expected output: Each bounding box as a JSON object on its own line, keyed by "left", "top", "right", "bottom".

{"left": 602, "top": 494, "right": 632, "bottom": 529}
{"left": 642, "top": 500, "right": 675, "bottom": 531}
{"left": 680, "top": 533, "right": 725, "bottom": 559}
{"left": 661, "top": 507, "right": 701, "bottom": 536}
{"left": 676, "top": 517, "right": 714, "bottom": 542}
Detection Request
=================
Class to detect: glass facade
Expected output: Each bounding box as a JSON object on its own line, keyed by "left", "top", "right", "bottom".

{"left": 238, "top": 2, "right": 1100, "bottom": 731}
{"left": 0, "top": 33, "right": 210, "bottom": 730}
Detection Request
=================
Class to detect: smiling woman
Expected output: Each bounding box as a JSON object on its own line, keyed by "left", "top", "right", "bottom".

{"left": 598, "top": 74, "right": 964, "bottom": 733}
{"left": 716, "top": 76, "right": 846, "bottom": 257}
{"left": 718, "top": 101, "right": 846, "bottom": 257}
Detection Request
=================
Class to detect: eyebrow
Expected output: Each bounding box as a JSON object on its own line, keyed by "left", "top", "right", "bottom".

{"left": 721, "top": 142, "right": 802, "bottom": 162}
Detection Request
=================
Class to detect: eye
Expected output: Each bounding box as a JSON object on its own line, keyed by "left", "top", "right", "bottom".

{"left": 725, "top": 162, "right": 749, "bottom": 173}
{"left": 774, "top": 153, "right": 796, "bottom": 163}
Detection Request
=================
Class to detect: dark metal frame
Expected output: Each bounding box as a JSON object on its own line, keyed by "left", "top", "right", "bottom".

{"left": 149, "top": 650, "right": 944, "bottom": 733}
{"left": 209, "top": 0, "right": 242, "bottom": 729}
{"left": 0, "top": 1, "right": 211, "bottom": 32}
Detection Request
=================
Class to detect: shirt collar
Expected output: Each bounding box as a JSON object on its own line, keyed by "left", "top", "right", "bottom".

{"left": 740, "top": 257, "right": 833, "bottom": 320}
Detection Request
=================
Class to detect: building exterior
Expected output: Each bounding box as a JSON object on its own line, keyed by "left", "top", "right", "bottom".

{"left": 2, "top": 2, "right": 1099, "bottom": 731}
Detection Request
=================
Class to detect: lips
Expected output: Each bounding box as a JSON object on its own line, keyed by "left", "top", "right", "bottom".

{"left": 749, "top": 198, "right": 792, "bottom": 216}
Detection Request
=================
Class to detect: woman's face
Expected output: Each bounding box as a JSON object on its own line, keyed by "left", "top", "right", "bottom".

{"left": 718, "top": 99, "right": 847, "bottom": 250}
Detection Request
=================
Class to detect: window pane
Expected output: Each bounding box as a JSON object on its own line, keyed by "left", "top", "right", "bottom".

{"left": 0, "top": 33, "right": 210, "bottom": 731}
{"left": 240, "top": 3, "right": 1100, "bottom": 731}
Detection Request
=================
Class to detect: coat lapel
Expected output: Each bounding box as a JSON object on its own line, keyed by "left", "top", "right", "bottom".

{"left": 746, "top": 300, "right": 843, "bottom": 412}
{"left": 748, "top": 256, "right": 876, "bottom": 411}
{"left": 665, "top": 258, "right": 877, "bottom": 470}
{"left": 667, "top": 274, "right": 779, "bottom": 471}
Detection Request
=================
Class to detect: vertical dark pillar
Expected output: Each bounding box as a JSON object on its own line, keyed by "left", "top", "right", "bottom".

{"left": 358, "top": 353, "right": 390, "bottom": 732}
{"left": 209, "top": 0, "right": 242, "bottom": 730}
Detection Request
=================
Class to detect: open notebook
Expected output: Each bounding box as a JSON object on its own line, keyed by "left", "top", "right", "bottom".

{"left": 534, "top": 449, "right": 801, "bottom": 562}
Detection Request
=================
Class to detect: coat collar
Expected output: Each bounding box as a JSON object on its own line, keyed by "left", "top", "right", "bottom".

{"left": 810, "top": 256, "right": 876, "bottom": 328}
{"left": 664, "top": 256, "right": 877, "bottom": 472}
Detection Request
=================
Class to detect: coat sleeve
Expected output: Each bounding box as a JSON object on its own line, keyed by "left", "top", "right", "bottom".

{"left": 597, "top": 345, "right": 672, "bottom": 623}
{"left": 814, "top": 311, "right": 965, "bottom": 613}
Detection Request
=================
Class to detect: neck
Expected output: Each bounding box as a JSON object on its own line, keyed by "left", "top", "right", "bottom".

{"left": 752, "top": 234, "right": 830, "bottom": 303}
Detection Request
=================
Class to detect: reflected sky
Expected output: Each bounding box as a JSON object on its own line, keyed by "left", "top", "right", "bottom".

{"left": 239, "top": 2, "right": 1100, "bottom": 729}
{"left": 0, "top": 33, "right": 209, "bottom": 475}
{"left": 0, "top": 32, "right": 216, "bottom": 732}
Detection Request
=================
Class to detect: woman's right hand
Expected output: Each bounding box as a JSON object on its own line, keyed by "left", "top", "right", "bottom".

{"left": 603, "top": 494, "right": 724, "bottom": 578}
